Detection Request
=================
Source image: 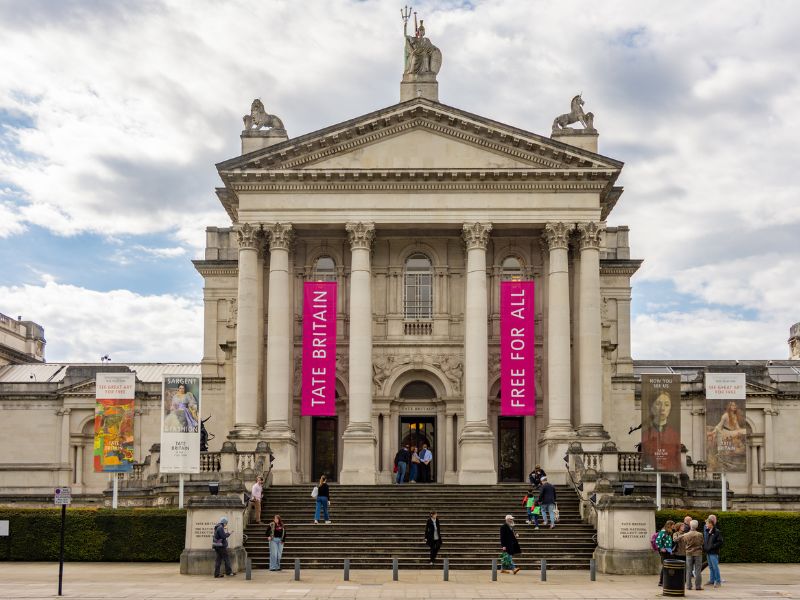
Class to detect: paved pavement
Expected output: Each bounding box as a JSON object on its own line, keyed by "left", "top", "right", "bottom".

{"left": 0, "top": 563, "right": 798, "bottom": 599}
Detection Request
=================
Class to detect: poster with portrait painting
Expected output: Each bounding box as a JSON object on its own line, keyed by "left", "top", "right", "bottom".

{"left": 641, "top": 374, "right": 682, "bottom": 472}
{"left": 705, "top": 373, "right": 747, "bottom": 473}
{"left": 160, "top": 375, "right": 201, "bottom": 473}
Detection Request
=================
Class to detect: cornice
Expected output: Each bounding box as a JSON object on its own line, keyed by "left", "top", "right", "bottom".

{"left": 192, "top": 260, "right": 238, "bottom": 277}
{"left": 600, "top": 259, "right": 643, "bottom": 277}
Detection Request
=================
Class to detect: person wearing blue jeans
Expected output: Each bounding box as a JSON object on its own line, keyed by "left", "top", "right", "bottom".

{"left": 703, "top": 518, "right": 723, "bottom": 587}
{"left": 267, "top": 515, "right": 286, "bottom": 571}
{"left": 314, "top": 475, "right": 331, "bottom": 524}
{"left": 394, "top": 445, "right": 411, "bottom": 484}
{"left": 537, "top": 476, "right": 558, "bottom": 528}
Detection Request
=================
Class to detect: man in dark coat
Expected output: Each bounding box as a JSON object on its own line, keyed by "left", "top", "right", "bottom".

{"left": 538, "top": 476, "right": 558, "bottom": 528}
{"left": 424, "top": 510, "right": 443, "bottom": 564}
{"left": 499, "top": 515, "right": 521, "bottom": 574}
{"left": 212, "top": 516, "right": 235, "bottom": 578}
{"left": 394, "top": 445, "right": 411, "bottom": 484}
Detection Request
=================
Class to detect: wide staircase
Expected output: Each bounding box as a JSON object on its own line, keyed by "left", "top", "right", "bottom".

{"left": 244, "top": 484, "right": 596, "bottom": 570}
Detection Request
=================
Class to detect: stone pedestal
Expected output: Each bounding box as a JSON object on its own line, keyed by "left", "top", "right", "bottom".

{"left": 400, "top": 73, "right": 438, "bottom": 102}
{"left": 241, "top": 128, "right": 288, "bottom": 154}
{"left": 551, "top": 129, "right": 598, "bottom": 153}
{"left": 180, "top": 495, "right": 247, "bottom": 575}
{"left": 593, "top": 495, "right": 661, "bottom": 575}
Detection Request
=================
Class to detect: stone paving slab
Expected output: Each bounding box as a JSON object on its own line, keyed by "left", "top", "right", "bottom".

{"left": 0, "top": 563, "right": 798, "bottom": 599}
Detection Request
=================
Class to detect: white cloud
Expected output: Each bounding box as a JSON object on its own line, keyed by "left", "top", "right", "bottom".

{"left": 0, "top": 278, "right": 202, "bottom": 362}
{"left": 0, "top": 200, "right": 26, "bottom": 237}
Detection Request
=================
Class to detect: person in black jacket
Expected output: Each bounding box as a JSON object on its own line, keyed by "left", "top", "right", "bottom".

{"left": 528, "top": 465, "right": 546, "bottom": 489}
{"left": 314, "top": 475, "right": 331, "bottom": 524}
{"left": 537, "top": 476, "right": 558, "bottom": 528}
{"left": 394, "top": 445, "right": 411, "bottom": 484}
{"left": 424, "top": 510, "right": 443, "bottom": 565}
{"left": 212, "top": 517, "right": 235, "bottom": 578}
{"left": 703, "top": 519, "right": 723, "bottom": 588}
{"left": 499, "top": 515, "right": 522, "bottom": 574}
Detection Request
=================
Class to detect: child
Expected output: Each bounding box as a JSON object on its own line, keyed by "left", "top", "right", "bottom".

{"left": 530, "top": 500, "right": 542, "bottom": 529}
{"left": 521, "top": 490, "right": 533, "bottom": 523}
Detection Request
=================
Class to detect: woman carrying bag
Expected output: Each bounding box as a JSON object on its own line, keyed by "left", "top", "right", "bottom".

{"left": 267, "top": 514, "right": 286, "bottom": 571}
{"left": 314, "top": 475, "right": 331, "bottom": 524}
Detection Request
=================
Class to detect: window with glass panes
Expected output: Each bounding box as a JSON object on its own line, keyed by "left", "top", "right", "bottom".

{"left": 404, "top": 253, "right": 433, "bottom": 319}
{"left": 501, "top": 256, "right": 523, "bottom": 281}
{"left": 313, "top": 256, "right": 336, "bottom": 282}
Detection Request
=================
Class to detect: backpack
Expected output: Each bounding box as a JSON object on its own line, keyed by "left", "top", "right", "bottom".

{"left": 650, "top": 531, "right": 659, "bottom": 552}
{"left": 311, "top": 485, "right": 319, "bottom": 498}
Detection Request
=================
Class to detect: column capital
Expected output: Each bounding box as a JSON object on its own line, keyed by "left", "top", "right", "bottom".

{"left": 544, "top": 222, "right": 573, "bottom": 251}
{"left": 462, "top": 222, "right": 492, "bottom": 250}
{"left": 236, "top": 222, "right": 262, "bottom": 250}
{"left": 346, "top": 221, "right": 375, "bottom": 251}
{"left": 577, "top": 221, "right": 604, "bottom": 250}
{"left": 265, "top": 222, "right": 294, "bottom": 252}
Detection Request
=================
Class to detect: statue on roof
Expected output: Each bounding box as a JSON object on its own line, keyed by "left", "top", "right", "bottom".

{"left": 401, "top": 7, "right": 442, "bottom": 76}
{"left": 552, "top": 94, "right": 595, "bottom": 133}
{"left": 243, "top": 99, "right": 285, "bottom": 132}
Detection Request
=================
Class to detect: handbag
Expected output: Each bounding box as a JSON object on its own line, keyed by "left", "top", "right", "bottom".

{"left": 553, "top": 504, "right": 560, "bottom": 522}
{"left": 499, "top": 551, "right": 513, "bottom": 569}
{"left": 311, "top": 485, "right": 319, "bottom": 498}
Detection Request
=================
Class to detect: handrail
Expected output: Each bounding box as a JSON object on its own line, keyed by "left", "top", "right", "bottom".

{"left": 565, "top": 461, "right": 597, "bottom": 522}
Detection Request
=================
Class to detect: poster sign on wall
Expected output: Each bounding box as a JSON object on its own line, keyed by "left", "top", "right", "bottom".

{"left": 160, "top": 375, "right": 201, "bottom": 473}
{"left": 705, "top": 373, "right": 747, "bottom": 473}
{"left": 641, "top": 374, "right": 681, "bottom": 472}
{"left": 302, "top": 281, "right": 337, "bottom": 416}
{"left": 500, "top": 280, "right": 536, "bottom": 416}
{"left": 93, "top": 373, "right": 135, "bottom": 472}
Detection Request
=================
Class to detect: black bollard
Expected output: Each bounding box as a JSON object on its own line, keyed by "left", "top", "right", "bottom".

{"left": 590, "top": 558, "right": 596, "bottom": 581}
{"left": 392, "top": 558, "right": 398, "bottom": 581}
{"left": 245, "top": 557, "right": 252, "bottom": 580}
{"left": 344, "top": 558, "right": 350, "bottom": 581}
{"left": 294, "top": 558, "right": 300, "bottom": 581}
{"left": 443, "top": 558, "right": 449, "bottom": 581}
{"left": 541, "top": 558, "right": 547, "bottom": 581}
{"left": 491, "top": 558, "right": 497, "bottom": 582}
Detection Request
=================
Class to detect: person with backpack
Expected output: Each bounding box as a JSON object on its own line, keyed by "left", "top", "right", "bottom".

{"left": 212, "top": 516, "right": 235, "bottom": 578}
{"left": 704, "top": 518, "right": 724, "bottom": 588}
{"left": 267, "top": 514, "right": 286, "bottom": 571}
{"left": 655, "top": 520, "right": 675, "bottom": 587}
{"left": 313, "top": 474, "right": 331, "bottom": 524}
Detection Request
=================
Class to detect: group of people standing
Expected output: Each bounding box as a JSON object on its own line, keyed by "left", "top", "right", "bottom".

{"left": 656, "top": 514, "right": 724, "bottom": 590}
{"left": 394, "top": 443, "right": 433, "bottom": 483}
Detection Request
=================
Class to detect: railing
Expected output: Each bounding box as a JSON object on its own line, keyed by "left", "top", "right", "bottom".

{"left": 130, "top": 463, "right": 144, "bottom": 481}
{"left": 201, "top": 452, "right": 221, "bottom": 472}
{"left": 582, "top": 452, "right": 602, "bottom": 471}
{"left": 237, "top": 452, "right": 257, "bottom": 472}
{"left": 404, "top": 321, "right": 432, "bottom": 335}
{"left": 618, "top": 452, "right": 642, "bottom": 472}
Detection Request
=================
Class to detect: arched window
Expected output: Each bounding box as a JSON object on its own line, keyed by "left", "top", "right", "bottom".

{"left": 312, "top": 256, "right": 336, "bottom": 282}
{"left": 404, "top": 253, "right": 432, "bottom": 319}
{"left": 501, "top": 256, "right": 523, "bottom": 281}
{"left": 400, "top": 381, "right": 437, "bottom": 399}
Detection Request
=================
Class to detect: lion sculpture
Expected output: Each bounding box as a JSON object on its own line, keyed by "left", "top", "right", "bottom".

{"left": 243, "top": 99, "right": 285, "bottom": 131}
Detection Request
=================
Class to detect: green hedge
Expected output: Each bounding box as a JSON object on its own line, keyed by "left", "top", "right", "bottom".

{"left": 0, "top": 508, "right": 185, "bottom": 562}
{"left": 656, "top": 510, "right": 800, "bottom": 563}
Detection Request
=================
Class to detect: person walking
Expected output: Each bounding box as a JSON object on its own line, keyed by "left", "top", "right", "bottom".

{"left": 314, "top": 475, "right": 331, "bottom": 524}
{"left": 537, "top": 476, "right": 557, "bottom": 528}
{"left": 394, "top": 445, "right": 411, "bottom": 484}
{"left": 424, "top": 510, "right": 443, "bottom": 565}
{"left": 528, "top": 465, "right": 546, "bottom": 490}
{"left": 683, "top": 519, "right": 704, "bottom": 590}
{"left": 267, "top": 514, "right": 286, "bottom": 571}
{"left": 409, "top": 445, "right": 420, "bottom": 483}
{"left": 419, "top": 443, "right": 433, "bottom": 483}
{"left": 499, "top": 515, "right": 522, "bottom": 574}
{"left": 251, "top": 476, "right": 264, "bottom": 524}
{"left": 704, "top": 518, "right": 724, "bottom": 588}
{"left": 656, "top": 520, "right": 675, "bottom": 587}
{"left": 212, "top": 516, "right": 235, "bottom": 578}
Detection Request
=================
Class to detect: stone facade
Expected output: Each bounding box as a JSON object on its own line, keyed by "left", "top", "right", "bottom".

{"left": 0, "top": 311, "right": 45, "bottom": 365}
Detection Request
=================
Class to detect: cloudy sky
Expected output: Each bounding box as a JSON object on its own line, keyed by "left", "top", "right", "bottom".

{"left": 1, "top": 0, "right": 798, "bottom": 362}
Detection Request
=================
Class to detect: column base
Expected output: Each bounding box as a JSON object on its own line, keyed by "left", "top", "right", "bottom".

{"left": 262, "top": 424, "right": 300, "bottom": 485}
{"left": 227, "top": 425, "right": 262, "bottom": 451}
{"left": 537, "top": 425, "right": 577, "bottom": 483}
{"left": 339, "top": 423, "right": 377, "bottom": 485}
{"left": 593, "top": 547, "right": 661, "bottom": 575}
{"left": 457, "top": 423, "right": 497, "bottom": 484}
{"left": 576, "top": 424, "right": 609, "bottom": 439}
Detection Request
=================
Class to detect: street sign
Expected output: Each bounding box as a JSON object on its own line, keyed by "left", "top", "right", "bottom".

{"left": 54, "top": 487, "right": 72, "bottom": 506}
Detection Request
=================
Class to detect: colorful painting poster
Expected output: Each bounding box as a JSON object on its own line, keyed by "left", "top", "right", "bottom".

{"left": 705, "top": 373, "right": 747, "bottom": 473}
{"left": 500, "top": 280, "right": 536, "bottom": 416}
{"left": 160, "top": 375, "right": 201, "bottom": 473}
{"left": 302, "top": 281, "right": 337, "bottom": 416}
{"left": 641, "top": 373, "right": 682, "bottom": 472}
{"left": 93, "top": 373, "right": 135, "bottom": 473}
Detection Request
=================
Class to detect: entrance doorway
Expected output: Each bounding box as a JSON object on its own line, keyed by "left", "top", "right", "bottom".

{"left": 498, "top": 416, "right": 524, "bottom": 482}
{"left": 312, "top": 417, "right": 337, "bottom": 482}
{"left": 399, "top": 416, "right": 436, "bottom": 482}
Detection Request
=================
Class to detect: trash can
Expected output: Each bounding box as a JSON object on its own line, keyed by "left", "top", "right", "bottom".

{"left": 662, "top": 558, "right": 686, "bottom": 597}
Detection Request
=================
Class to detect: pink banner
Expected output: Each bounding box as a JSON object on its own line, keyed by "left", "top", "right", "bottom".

{"left": 302, "top": 281, "right": 337, "bottom": 416}
{"left": 500, "top": 280, "right": 536, "bottom": 416}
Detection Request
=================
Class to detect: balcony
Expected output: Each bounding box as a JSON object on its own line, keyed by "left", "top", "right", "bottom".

{"left": 403, "top": 320, "right": 433, "bottom": 336}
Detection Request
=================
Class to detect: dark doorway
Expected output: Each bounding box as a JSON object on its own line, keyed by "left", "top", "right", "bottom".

{"left": 498, "top": 416, "right": 524, "bottom": 482}
{"left": 312, "top": 417, "right": 337, "bottom": 482}
{"left": 399, "top": 416, "right": 436, "bottom": 482}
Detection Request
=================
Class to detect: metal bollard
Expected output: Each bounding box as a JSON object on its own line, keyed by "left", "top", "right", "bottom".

{"left": 590, "top": 558, "right": 596, "bottom": 581}
{"left": 541, "top": 559, "right": 547, "bottom": 581}
{"left": 344, "top": 558, "right": 350, "bottom": 581}
{"left": 491, "top": 558, "right": 497, "bottom": 582}
{"left": 245, "top": 557, "right": 252, "bottom": 580}
{"left": 294, "top": 558, "right": 300, "bottom": 581}
{"left": 443, "top": 558, "right": 449, "bottom": 581}
{"left": 392, "top": 558, "right": 398, "bottom": 581}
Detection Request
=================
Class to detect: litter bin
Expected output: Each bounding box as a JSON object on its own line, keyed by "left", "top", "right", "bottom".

{"left": 662, "top": 558, "right": 686, "bottom": 597}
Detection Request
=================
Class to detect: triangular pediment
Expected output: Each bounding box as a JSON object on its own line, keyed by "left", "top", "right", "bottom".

{"left": 217, "top": 98, "right": 623, "bottom": 175}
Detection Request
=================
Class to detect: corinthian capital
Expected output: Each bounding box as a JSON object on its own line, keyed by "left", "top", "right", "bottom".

{"left": 462, "top": 222, "right": 492, "bottom": 250}
{"left": 346, "top": 222, "right": 375, "bottom": 251}
{"left": 266, "top": 222, "right": 294, "bottom": 252}
{"left": 236, "top": 222, "right": 261, "bottom": 250}
{"left": 544, "top": 222, "right": 573, "bottom": 251}
{"left": 577, "top": 222, "right": 604, "bottom": 250}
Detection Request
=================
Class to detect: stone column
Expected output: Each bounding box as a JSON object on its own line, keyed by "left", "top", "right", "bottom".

{"left": 458, "top": 222, "right": 497, "bottom": 484}
{"left": 577, "top": 222, "right": 606, "bottom": 437}
{"left": 691, "top": 407, "right": 706, "bottom": 461}
{"left": 231, "top": 223, "right": 262, "bottom": 439}
{"left": 263, "top": 223, "right": 298, "bottom": 484}
{"left": 340, "top": 222, "right": 377, "bottom": 484}
{"left": 616, "top": 296, "right": 633, "bottom": 375}
{"left": 75, "top": 444, "right": 84, "bottom": 487}
{"left": 764, "top": 408, "right": 778, "bottom": 492}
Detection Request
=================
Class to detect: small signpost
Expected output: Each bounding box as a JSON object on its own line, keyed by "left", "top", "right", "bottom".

{"left": 54, "top": 487, "right": 71, "bottom": 596}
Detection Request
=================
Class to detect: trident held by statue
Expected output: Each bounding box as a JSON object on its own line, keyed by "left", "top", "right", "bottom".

{"left": 401, "top": 5, "right": 413, "bottom": 37}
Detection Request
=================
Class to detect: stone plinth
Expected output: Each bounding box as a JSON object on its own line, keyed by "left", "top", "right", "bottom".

{"left": 400, "top": 73, "right": 438, "bottom": 102}
{"left": 593, "top": 495, "right": 661, "bottom": 575}
{"left": 241, "top": 128, "right": 288, "bottom": 154}
{"left": 180, "top": 494, "right": 247, "bottom": 575}
{"left": 551, "top": 129, "right": 598, "bottom": 153}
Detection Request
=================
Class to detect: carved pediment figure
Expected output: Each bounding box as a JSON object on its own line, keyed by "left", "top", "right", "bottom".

{"left": 243, "top": 99, "right": 285, "bottom": 131}
{"left": 552, "top": 94, "right": 595, "bottom": 133}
